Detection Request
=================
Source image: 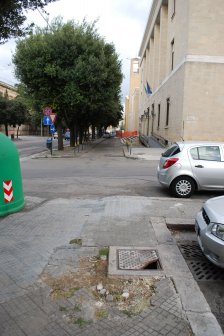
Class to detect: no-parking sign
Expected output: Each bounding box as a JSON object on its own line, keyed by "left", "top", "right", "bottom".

{"left": 43, "top": 107, "right": 52, "bottom": 116}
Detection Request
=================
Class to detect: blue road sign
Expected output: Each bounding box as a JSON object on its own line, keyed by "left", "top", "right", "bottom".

{"left": 43, "top": 116, "right": 52, "bottom": 125}
{"left": 50, "top": 125, "right": 56, "bottom": 134}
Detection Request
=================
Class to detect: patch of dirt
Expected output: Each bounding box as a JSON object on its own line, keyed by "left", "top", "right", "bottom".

{"left": 41, "top": 255, "right": 158, "bottom": 324}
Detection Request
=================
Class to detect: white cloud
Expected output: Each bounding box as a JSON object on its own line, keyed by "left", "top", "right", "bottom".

{"left": 0, "top": 0, "right": 152, "bottom": 102}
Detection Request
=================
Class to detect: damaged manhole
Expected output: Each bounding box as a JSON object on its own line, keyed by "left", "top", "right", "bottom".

{"left": 118, "top": 249, "right": 161, "bottom": 270}
{"left": 178, "top": 241, "right": 224, "bottom": 281}
{"left": 108, "top": 247, "right": 164, "bottom": 277}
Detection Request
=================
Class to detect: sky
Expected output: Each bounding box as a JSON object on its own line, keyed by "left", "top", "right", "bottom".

{"left": 0, "top": 0, "right": 153, "bottom": 103}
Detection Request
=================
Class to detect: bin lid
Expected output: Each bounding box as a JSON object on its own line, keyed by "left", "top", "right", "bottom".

{"left": 0, "top": 132, "right": 25, "bottom": 216}
{"left": 0, "top": 132, "right": 18, "bottom": 158}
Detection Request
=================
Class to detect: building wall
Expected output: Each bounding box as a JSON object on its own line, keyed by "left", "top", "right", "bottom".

{"left": 0, "top": 82, "right": 17, "bottom": 99}
{"left": 183, "top": 62, "right": 224, "bottom": 141}
{"left": 125, "top": 58, "right": 140, "bottom": 131}
{"left": 139, "top": 0, "right": 224, "bottom": 145}
{"left": 188, "top": 0, "right": 224, "bottom": 56}
{"left": 124, "top": 96, "right": 129, "bottom": 131}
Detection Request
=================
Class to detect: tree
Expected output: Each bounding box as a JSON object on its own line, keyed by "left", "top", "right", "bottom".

{"left": 13, "top": 19, "right": 123, "bottom": 149}
{"left": 0, "top": 0, "right": 57, "bottom": 43}
{"left": 0, "top": 92, "right": 28, "bottom": 136}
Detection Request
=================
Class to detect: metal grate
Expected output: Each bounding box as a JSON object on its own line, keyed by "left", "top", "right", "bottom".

{"left": 178, "top": 241, "right": 224, "bottom": 281}
{"left": 179, "top": 242, "right": 205, "bottom": 260}
{"left": 117, "top": 249, "right": 161, "bottom": 270}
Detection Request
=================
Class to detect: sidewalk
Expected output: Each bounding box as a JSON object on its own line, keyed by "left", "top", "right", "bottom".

{"left": 123, "top": 144, "right": 164, "bottom": 161}
{"left": 1, "top": 140, "right": 223, "bottom": 336}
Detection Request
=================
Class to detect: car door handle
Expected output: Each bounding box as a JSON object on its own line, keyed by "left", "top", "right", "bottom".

{"left": 195, "top": 165, "right": 204, "bottom": 168}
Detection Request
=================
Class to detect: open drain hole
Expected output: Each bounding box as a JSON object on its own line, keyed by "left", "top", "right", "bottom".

{"left": 117, "top": 249, "right": 162, "bottom": 270}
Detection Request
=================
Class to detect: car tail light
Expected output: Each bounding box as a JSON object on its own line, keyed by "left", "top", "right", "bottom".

{"left": 163, "top": 158, "right": 179, "bottom": 169}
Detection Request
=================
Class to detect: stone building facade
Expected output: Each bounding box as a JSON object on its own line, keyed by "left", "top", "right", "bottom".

{"left": 0, "top": 81, "right": 18, "bottom": 100}
{"left": 124, "top": 58, "right": 140, "bottom": 132}
{"left": 139, "top": 0, "right": 224, "bottom": 146}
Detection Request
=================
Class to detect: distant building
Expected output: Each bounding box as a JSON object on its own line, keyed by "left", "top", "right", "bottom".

{"left": 0, "top": 81, "right": 17, "bottom": 99}
{"left": 0, "top": 81, "right": 42, "bottom": 136}
{"left": 139, "top": 0, "right": 224, "bottom": 146}
{"left": 124, "top": 58, "right": 140, "bottom": 132}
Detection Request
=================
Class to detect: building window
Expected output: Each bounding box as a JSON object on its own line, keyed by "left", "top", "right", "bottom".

{"left": 151, "top": 104, "right": 155, "bottom": 117}
{"left": 132, "top": 61, "right": 139, "bottom": 73}
{"left": 157, "top": 104, "right": 160, "bottom": 128}
{"left": 171, "top": 39, "right": 175, "bottom": 71}
{"left": 171, "top": 0, "right": 176, "bottom": 18}
{"left": 166, "top": 98, "right": 170, "bottom": 126}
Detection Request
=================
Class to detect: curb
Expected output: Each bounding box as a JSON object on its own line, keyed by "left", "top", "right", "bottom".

{"left": 151, "top": 217, "right": 224, "bottom": 336}
{"left": 166, "top": 218, "right": 195, "bottom": 230}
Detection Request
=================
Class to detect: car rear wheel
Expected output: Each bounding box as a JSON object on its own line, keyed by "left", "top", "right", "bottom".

{"left": 170, "top": 176, "right": 195, "bottom": 198}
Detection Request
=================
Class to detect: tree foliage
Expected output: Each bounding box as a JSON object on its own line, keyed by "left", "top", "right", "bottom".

{"left": 0, "top": 0, "right": 57, "bottom": 43}
{"left": 0, "top": 92, "right": 28, "bottom": 136}
{"left": 13, "top": 19, "right": 123, "bottom": 148}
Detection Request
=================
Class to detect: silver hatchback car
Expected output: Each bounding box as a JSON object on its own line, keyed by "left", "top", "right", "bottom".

{"left": 196, "top": 196, "right": 224, "bottom": 268}
{"left": 157, "top": 141, "right": 224, "bottom": 198}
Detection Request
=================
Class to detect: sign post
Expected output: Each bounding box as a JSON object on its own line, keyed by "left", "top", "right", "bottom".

{"left": 43, "top": 107, "right": 57, "bottom": 156}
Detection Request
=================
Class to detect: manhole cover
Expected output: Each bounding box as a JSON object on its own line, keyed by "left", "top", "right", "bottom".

{"left": 178, "top": 241, "right": 224, "bottom": 281}
{"left": 117, "top": 249, "right": 161, "bottom": 270}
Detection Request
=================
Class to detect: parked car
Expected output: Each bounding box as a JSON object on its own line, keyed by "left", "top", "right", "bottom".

{"left": 157, "top": 141, "right": 224, "bottom": 198}
{"left": 103, "top": 131, "right": 111, "bottom": 138}
{"left": 64, "top": 131, "right": 70, "bottom": 140}
{"left": 195, "top": 196, "right": 224, "bottom": 268}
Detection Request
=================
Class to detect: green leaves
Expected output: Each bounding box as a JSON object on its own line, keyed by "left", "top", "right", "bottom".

{"left": 0, "top": 0, "right": 57, "bottom": 43}
{"left": 13, "top": 19, "right": 123, "bottom": 131}
{"left": 0, "top": 92, "right": 28, "bottom": 135}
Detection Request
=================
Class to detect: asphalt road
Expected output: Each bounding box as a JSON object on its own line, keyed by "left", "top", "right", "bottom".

{"left": 20, "top": 137, "right": 164, "bottom": 199}
{"left": 19, "top": 136, "right": 222, "bottom": 201}
{"left": 14, "top": 136, "right": 52, "bottom": 158}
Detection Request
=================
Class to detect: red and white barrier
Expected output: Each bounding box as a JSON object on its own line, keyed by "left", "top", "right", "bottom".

{"left": 3, "top": 180, "right": 14, "bottom": 203}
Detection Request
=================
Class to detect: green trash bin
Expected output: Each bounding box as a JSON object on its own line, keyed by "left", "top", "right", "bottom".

{"left": 0, "top": 132, "right": 25, "bottom": 216}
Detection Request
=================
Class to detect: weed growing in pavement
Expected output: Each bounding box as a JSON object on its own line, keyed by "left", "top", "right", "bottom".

{"left": 95, "top": 309, "right": 108, "bottom": 319}
{"left": 69, "top": 238, "right": 82, "bottom": 245}
{"left": 41, "top": 252, "right": 158, "bottom": 326}
{"left": 73, "top": 317, "right": 91, "bottom": 328}
{"left": 98, "top": 247, "right": 109, "bottom": 258}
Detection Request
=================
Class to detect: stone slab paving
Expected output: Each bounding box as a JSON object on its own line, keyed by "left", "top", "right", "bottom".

{"left": 0, "top": 261, "right": 192, "bottom": 336}
{"left": 0, "top": 196, "right": 223, "bottom": 335}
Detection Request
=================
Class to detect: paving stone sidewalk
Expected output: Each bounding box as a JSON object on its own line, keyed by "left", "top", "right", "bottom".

{"left": 1, "top": 139, "right": 223, "bottom": 336}
{"left": 0, "top": 244, "right": 192, "bottom": 336}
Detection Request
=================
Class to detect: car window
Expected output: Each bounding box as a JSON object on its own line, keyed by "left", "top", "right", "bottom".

{"left": 162, "top": 144, "right": 180, "bottom": 157}
{"left": 190, "top": 146, "right": 221, "bottom": 161}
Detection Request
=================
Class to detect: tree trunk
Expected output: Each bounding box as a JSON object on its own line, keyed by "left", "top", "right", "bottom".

{"left": 70, "top": 124, "right": 75, "bottom": 147}
{"left": 74, "top": 124, "right": 78, "bottom": 145}
{"left": 92, "top": 125, "right": 95, "bottom": 139}
{"left": 17, "top": 126, "right": 19, "bottom": 138}
{"left": 57, "top": 122, "right": 64, "bottom": 151}
{"left": 79, "top": 128, "right": 83, "bottom": 145}
{"left": 4, "top": 124, "right": 8, "bottom": 137}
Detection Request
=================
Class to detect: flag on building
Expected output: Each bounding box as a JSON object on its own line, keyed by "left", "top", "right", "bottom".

{"left": 146, "top": 82, "right": 152, "bottom": 95}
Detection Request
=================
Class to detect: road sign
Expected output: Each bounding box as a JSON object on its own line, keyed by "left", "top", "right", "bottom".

{"left": 43, "top": 116, "right": 52, "bottom": 125}
{"left": 43, "top": 107, "right": 52, "bottom": 116}
{"left": 49, "top": 113, "right": 57, "bottom": 124}
{"left": 50, "top": 125, "right": 56, "bottom": 134}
